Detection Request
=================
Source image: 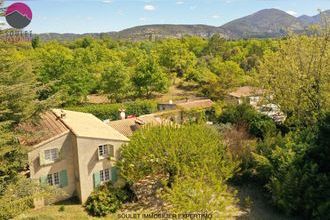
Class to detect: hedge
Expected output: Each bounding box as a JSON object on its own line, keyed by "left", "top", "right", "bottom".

{"left": 66, "top": 100, "right": 158, "bottom": 120}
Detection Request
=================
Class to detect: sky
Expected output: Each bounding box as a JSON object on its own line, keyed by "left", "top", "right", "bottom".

{"left": 1, "top": 0, "right": 330, "bottom": 34}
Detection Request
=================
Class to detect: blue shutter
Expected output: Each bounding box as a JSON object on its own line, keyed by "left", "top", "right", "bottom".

{"left": 111, "top": 167, "right": 118, "bottom": 183}
{"left": 59, "top": 170, "right": 68, "bottom": 188}
{"left": 39, "top": 175, "right": 48, "bottom": 186}
{"left": 93, "top": 172, "right": 101, "bottom": 188}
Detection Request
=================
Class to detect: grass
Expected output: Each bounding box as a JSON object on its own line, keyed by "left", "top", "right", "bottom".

{"left": 15, "top": 198, "right": 117, "bottom": 220}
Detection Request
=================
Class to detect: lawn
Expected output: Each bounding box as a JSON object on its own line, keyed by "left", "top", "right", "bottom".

{"left": 15, "top": 199, "right": 116, "bottom": 220}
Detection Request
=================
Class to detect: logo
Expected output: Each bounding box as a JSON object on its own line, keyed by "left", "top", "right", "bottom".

{"left": 5, "top": 2, "right": 32, "bottom": 29}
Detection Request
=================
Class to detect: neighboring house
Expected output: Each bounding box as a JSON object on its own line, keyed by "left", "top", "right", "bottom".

{"left": 19, "top": 109, "right": 129, "bottom": 204}
{"left": 109, "top": 99, "right": 214, "bottom": 138}
{"left": 107, "top": 114, "right": 162, "bottom": 138}
{"left": 228, "top": 86, "right": 286, "bottom": 123}
{"left": 228, "top": 86, "right": 264, "bottom": 106}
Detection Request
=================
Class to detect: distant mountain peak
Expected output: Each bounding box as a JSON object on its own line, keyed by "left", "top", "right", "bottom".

{"left": 37, "top": 8, "right": 330, "bottom": 41}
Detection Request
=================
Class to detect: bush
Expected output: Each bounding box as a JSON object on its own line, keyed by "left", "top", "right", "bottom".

{"left": 219, "top": 103, "right": 277, "bottom": 139}
{"left": 118, "top": 124, "right": 238, "bottom": 184}
{"left": 66, "top": 100, "right": 157, "bottom": 120}
{"left": 118, "top": 124, "right": 239, "bottom": 214}
{"left": 252, "top": 114, "right": 330, "bottom": 218}
{"left": 163, "top": 171, "right": 237, "bottom": 215}
{"left": 84, "top": 183, "right": 135, "bottom": 217}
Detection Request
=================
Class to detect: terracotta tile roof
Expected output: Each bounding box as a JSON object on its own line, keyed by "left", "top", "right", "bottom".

{"left": 229, "top": 86, "right": 264, "bottom": 98}
{"left": 176, "top": 99, "right": 213, "bottom": 110}
{"left": 17, "top": 111, "right": 69, "bottom": 147}
{"left": 107, "top": 115, "right": 161, "bottom": 137}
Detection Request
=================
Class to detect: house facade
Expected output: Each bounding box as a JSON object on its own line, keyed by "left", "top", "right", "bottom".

{"left": 228, "top": 86, "right": 264, "bottom": 106}
{"left": 24, "top": 109, "right": 129, "bottom": 204}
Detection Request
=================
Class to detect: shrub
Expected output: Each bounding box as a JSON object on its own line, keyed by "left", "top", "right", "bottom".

{"left": 84, "top": 183, "right": 135, "bottom": 217}
{"left": 118, "top": 124, "right": 238, "bottom": 184}
{"left": 58, "top": 205, "right": 65, "bottom": 212}
{"left": 85, "top": 186, "right": 121, "bottom": 217}
{"left": 162, "top": 171, "right": 237, "bottom": 216}
{"left": 252, "top": 114, "right": 330, "bottom": 218}
{"left": 118, "top": 124, "right": 239, "bottom": 214}
{"left": 219, "top": 103, "right": 277, "bottom": 139}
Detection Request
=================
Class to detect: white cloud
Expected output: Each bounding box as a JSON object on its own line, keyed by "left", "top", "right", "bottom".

{"left": 144, "top": 4, "right": 155, "bottom": 11}
{"left": 176, "top": 1, "right": 184, "bottom": 5}
{"left": 102, "top": 0, "right": 112, "bottom": 3}
{"left": 212, "top": 15, "right": 220, "bottom": 19}
{"left": 286, "top": 10, "right": 298, "bottom": 16}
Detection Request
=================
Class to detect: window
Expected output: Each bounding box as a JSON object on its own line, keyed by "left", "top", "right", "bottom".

{"left": 98, "top": 145, "right": 108, "bottom": 157}
{"left": 47, "top": 172, "right": 60, "bottom": 186}
{"left": 98, "top": 144, "right": 114, "bottom": 159}
{"left": 100, "top": 169, "right": 110, "bottom": 182}
{"left": 44, "top": 148, "right": 58, "bottom": 161}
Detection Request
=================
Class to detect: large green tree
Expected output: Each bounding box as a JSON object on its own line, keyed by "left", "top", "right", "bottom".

{"left": 259, "top": 32, "right": 330, "bottom": 126}
{"left": 132, "top": 55, "right": 169, "bottom": 98}
{"left": 118, "top": 124, "right": 238, "bottom": 213}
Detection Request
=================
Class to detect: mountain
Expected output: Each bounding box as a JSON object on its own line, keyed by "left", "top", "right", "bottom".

{"left": 37, "top": 9, "right": 329, "bottom": 41}
{"left": 221, "top": 9, "right": 303, "bottom": 38}
{"left": 110, "top": 24, "right": 233, "bottom": 40}
{"left": 298, "top": 10, "right": 330, "bottom": 27}
{"left": 38, "top": 25, "right": 234, "bottom": 41}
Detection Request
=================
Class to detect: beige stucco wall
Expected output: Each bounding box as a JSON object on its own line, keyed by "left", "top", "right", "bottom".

{"left": 28, "top": 132, "right": 76, "bottom": 202}
{"left": 75, "top": 137, "right": 128, "bottom": 203}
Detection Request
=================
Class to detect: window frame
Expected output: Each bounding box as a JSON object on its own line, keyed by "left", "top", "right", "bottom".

{"left": 99, "top": 168, "right": 110, "bottom": 183}
{"left": 98, "top": 144, "right": 114, "bottom": 160}
{"left": 47, "top": 172, "right": 60, "bottom": 186}
{"left": 44, "top": 148, "right": 58, "bottom": 162}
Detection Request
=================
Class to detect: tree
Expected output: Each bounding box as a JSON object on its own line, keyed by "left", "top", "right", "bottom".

{"left": 0, "top": 49, "right": 52, "bottom": 194}
{"left": 203, "top": 34, "right": 227, "bottom": 57}
{"left": 118, "top": 124, "right": 238, "bottom": 214}
{"left": 31, "top": 36, "right": 40, "bottom": 49}
{"left": 0, "top": 177, "right": 64, "bottom": 219}
{"left": 132, "top": 55, "right": 169, "bottom": 98}
{"left": 259, "top": 32, "right": 330, "bottom": 126}
{"left": 202, "top": 59, "right": 245, "bottom": 99}
{"left": 101, "top": 62, "right": 131, "bottom": 102}
{"left": 154, "top": 39, "right": 197, "bottom": 78}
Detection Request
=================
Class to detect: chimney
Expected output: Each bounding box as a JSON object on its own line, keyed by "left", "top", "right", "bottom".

{"left": 60, "top": 110, "right": 66, "bottom": 119}
{"left": 119, "top": 108, "right": 126, "bottom": 120}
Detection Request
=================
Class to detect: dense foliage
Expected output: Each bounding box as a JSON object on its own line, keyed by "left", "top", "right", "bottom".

{"left": 118, "top": 124, "right": 239, "bottom": 214}
{"left": 1, "top": 28, "right": 329, "bottom": 218}
{"left": 66, "top": 100, "right": 157, "bottom": 120}
{"left": 84, "top": 183, "right": 134, "bottom": 217}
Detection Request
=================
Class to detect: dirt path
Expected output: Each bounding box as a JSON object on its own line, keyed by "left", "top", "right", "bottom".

{"left": 234, "top": 183, "right": 299, "bottom": 220}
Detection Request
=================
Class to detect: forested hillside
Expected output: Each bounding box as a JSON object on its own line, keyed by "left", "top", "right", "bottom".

{"left": 0, "top": 26, "right": 329, "bottom": 219}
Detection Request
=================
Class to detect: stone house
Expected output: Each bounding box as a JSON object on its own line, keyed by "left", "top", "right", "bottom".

{"left": 20, "top": 109, "right": 129, "bottom": 204}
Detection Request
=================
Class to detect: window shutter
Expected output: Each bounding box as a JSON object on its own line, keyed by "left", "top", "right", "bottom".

{"left": 59, "top": 170, "right": 68, "bottom": 188}
{"left": 108, "top": 145, "right": 114, "bottom": 157}
{"left": 111, "top": 167, "right": 118, "bottom": 183}
{"left": 39, "top": 175, "right": 48, "bottom": 186}
{"left": 39, "top": 151, "right": 46, "bottom": 166}
{"left": 93, "top": 172, "right": 101, "bottom": 188}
